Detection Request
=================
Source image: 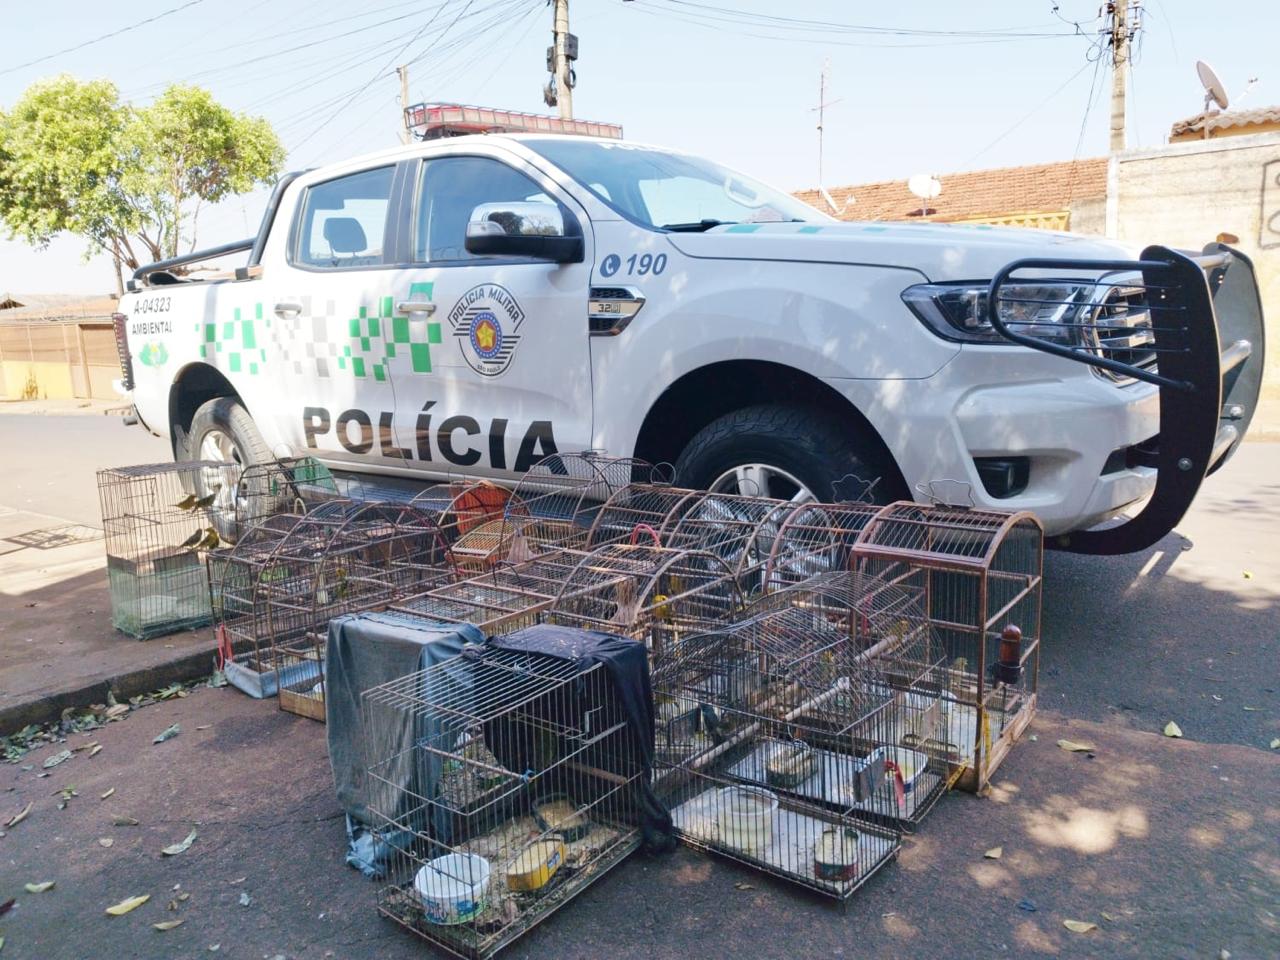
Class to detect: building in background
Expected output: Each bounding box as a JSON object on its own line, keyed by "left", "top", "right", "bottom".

{"left": 1169, "top": 106, "right": 1280, "bottom": 143}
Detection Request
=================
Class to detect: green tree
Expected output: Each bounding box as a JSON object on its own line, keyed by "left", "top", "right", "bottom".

{"left": 0, "top": 76, "right": 285, "bottom": 294}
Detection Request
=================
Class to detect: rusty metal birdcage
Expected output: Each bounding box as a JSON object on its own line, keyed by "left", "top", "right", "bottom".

{"left": 229, "top": 456, "right": 341, "bottom": 543}
{"left": 762, "top": 499, "right": 885, "bottom": 593}
{"left": 851, "top": 496, "right": 1043, "bottom": 792}
{"left": 271, "top": 501, "right": 457, "bottom": 720}
{"left": 663, "top": 491, "right": 797, "bottom": 599}
{"left": 422, "top": 482, "right": 513, "bottom": 575}
{"left": 97, "top": 460, "right": 243, "bottom": 638}
{"left": 362, "top": 634, "right": 648, "bottom": 959}
{"left": 545, "top": 544, "right": 744, "bottom": 656}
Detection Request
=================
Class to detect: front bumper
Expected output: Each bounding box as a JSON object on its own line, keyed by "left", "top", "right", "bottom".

{"left": 824, "top": 351, "right": 1160, "bottom": 536}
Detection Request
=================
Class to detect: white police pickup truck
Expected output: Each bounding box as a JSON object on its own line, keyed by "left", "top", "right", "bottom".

{"left": 115, "top": 106, "right": 1265, "bottom": 554}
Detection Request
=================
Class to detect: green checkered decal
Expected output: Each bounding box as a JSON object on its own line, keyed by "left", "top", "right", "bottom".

{"left": 196, "top": 282, "right": 440, "bottom": 380}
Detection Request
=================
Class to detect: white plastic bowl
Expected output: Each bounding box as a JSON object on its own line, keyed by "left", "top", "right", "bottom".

{"left": 414, "top": 853, "right": 491, "bottom": 926}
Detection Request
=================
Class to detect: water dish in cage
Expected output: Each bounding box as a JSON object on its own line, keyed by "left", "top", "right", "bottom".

{"left": 813, "top": 827, "right": 861, "bottom": 883}
{"left": 533, "top": 797, "right": 591, "bottom": 843}
{"left": 764, "top": 740, "right": 817, "bottom": 789}
{"left": 414, "top": 853, "right": 491, "bottom": 926}
{"left": 505, "top": 837, "right": 566, "bottom": 893}
{"left": 716, "top": 786, "right": 778, "bottom": 854}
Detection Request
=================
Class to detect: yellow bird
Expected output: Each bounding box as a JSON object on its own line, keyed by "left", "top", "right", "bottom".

{"left": 174, "top": 494, "right": 198, "bottom": 511}
{"left": 196, "top": 527, "right": 221, "bottom": 551}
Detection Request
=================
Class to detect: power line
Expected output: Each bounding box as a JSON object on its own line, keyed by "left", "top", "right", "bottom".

{"left": 0, "top": 0, "right": 207, "bottom": 77}
{"left": 958, "top": 60, "right": 1094, "bottom": 170}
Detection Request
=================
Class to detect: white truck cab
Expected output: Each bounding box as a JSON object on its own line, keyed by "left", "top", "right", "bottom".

{"left": 115, "top": 104, "right": 1265, "bottom": 555}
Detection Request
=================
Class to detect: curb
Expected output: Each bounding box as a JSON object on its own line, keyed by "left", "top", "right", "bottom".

{"left": 0, "top": 643, "right": 220, "bottom": 736}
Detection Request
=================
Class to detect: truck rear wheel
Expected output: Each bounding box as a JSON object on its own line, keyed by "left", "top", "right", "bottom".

{"left": 185, "top": 397, "right": 274, "bottom": 542}
{"left": 673, "top": 403, "right": 901, "bottom": 503}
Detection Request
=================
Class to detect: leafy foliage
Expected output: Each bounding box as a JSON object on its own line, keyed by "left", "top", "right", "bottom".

{"left": 0, "top": 75, "right": 284, "bottom": 282}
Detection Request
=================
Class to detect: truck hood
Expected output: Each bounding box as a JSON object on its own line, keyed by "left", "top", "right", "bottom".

{"left": 665, "top": 220, "right": 1138, "bottom": 282}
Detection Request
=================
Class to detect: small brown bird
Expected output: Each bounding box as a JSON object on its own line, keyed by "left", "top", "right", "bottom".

{"left": 179, "top": 527, "right": 204, "bottom": 548}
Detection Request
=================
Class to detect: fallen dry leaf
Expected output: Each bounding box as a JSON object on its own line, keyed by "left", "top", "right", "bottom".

{"left": 5, "top": 802, "right": 33, "bottom": 828}
{"left": 88, "top": 744, "right": 103, "bottom": 758}
{"left": 99, "top": 838, "right": 114, "bottom": 848}
{"left": 24, "top": 881, "right": 55, "bottom": 894}
{"left": 105, "top": 704, "right": 129, "bottom": 720}
{"left": 1242, "top": 706, "right": 1260, "bottom": 712}
{"left": 0, "top": 897, "right": 14, "bottom": 917}
{"left": 106, "top": 894, "right": 150, "bottom": 916}
{"left": 153, "top": 919, "right": 184, "bottom": 931}
{"left": 1163, "top": 721, "right": 1184, "bottom": 738}
{"left": 160, "top": 829, "right": 198, "bottom": 857}
{"left": 100, "top": 788, "right": 115, "bottom": 800}
{"left": 152, "top": 723, "right": 181, "bottom": 744}
{"left": 112, "top": 815, "right": 140, "bottom": 827}
{"left": 1102, "top": 911, "right": 1119, "bottom": 922}
{"left": 178, "top": 892, "right": 191, "bottom": 902}
{"left": 1057, "top": 739, "right": 1094, "bottom": 753}
{"left": 734, "top": 881, "right": 754, "bottom": 890}
{"left": 1270, "top": 738, "right": 1280, "bottom": 750}
{"left": 1063, "top": 919, "right": 1098, "bottom": 933}
{"left": 983, "top": 846, "right": 1003, "bottom": 860}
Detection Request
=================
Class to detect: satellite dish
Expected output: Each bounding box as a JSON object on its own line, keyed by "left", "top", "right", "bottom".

{"left": 908, "top": 174, "right": 942, "bottom": 200}
{"left": 1196, "top": 60, "right": 1229, "bottom": 111}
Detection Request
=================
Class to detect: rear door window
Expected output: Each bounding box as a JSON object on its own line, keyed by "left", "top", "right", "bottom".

{"left": 295, "top": 166, "right": 395, "bottom": 268}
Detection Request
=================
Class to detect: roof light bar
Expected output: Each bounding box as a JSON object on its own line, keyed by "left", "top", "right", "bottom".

{"left": 404, "top": 102, "right": 623, "bottom": 141}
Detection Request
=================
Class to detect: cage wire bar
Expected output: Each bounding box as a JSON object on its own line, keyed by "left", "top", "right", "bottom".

{"left": 362, "top": 645, "right": 645, "bottom": 959}
{"left": 544, "top": 544, "right": 745, "bottom": 657}
{"left": 662, "top": 492, "right": 799, "bottom": 599}
{"left": 851, "top": 501, "right": 1044, "bottom": 792}
{"left": 583, "top": 480, "right": 708, "bottom": 548}
{"left": 270, "top": 501, "right": 458, "bottom": 720}
{"left": 97, "top": 460, "right": 243, "bottom": 638}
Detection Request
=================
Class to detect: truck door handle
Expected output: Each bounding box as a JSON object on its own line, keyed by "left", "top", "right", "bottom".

{"left": 274, "top": 301, "right": 302, "bottom": 319}
{"left": 395, "top": 301, "right": 437, "bottom": 316}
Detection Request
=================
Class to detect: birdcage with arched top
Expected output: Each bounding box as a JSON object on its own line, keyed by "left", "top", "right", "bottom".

{"left": 582, "top": 471, "right": 704, "bottom": 548}
{"left": 362, "top": 634, "right": 650, "bottom": 959}
{"left": 267, "top": 501, "right": 458, "bottom": 719}
{"left": 493, "top": 452, "right": 637, "bottom": 564}
{"left": 411, "top": 481, "right": 512, "bottom": 574}
{"left": 850, "top": 499, "right": 1043, "bottom": 792}
{"left": 761, "top": 499, "right": 886, "bottom": 594}
{"left": 660, "top": 492, "right": 799, "bottom": 598}
{"left": 228, "top": 457, "right": 341, "bottom": 543}
{"left": 545, "top": 544, "right": 745, "bottom": 656}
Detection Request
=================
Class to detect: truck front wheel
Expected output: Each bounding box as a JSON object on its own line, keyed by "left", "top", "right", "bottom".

{"left": 673, "top": 403, "right": 901, "bottom": 503}
{"left": 185, "top": 397, "right": 274, "bottom": 542}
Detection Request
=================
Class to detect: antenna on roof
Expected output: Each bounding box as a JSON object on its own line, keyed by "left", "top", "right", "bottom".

{"left": 907, "top": 174, "right": 942, "bottom": 219}
{"left": 811, "top": 60, "right": 850, "bottom": 216}
{"left": 1195, "top": 60, "right": 1230, "bottom": 113}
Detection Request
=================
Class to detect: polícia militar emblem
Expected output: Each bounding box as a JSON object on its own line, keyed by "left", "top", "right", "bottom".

{"left": 447, "top": 284, "right": 524, "bottom": 377}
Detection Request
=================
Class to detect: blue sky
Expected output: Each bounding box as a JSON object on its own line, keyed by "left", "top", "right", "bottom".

{"left": 1, "top": 0, "right": 1272, "bottom": 293}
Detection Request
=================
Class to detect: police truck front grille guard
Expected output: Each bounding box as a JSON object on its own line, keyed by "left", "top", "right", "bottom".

{"left": 986, "top": 244, "right": 1265, "bottom": 555}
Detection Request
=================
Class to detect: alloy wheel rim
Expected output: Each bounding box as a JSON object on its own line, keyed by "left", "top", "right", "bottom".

{"left": 709, "top": 463, "right": 816, "bottom": 504}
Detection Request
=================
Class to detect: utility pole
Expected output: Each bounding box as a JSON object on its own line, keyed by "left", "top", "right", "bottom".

{"left": 1108, "top": 2, "right": 1136, "bottom": 153}
{"left": 552, "top": 0, "right": 573, "bottom": 119}
{"left": 810, "top": 60, "right": 844, "bottom": 212}
{"left": 397, "top": 65, "right": 411, "bottom": 144}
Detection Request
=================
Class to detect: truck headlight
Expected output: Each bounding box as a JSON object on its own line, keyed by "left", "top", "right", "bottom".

{"left": 903, "top": 281, "right": 1095, "bottom": 345}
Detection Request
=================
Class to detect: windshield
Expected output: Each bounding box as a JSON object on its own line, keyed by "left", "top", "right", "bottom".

{"left": 526, "top": 139, "right": 830, "bottom": 231}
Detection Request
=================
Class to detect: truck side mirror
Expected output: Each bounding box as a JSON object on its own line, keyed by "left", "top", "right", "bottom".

{"left": 464, "top": 202, "right": 584, "bottom": 263}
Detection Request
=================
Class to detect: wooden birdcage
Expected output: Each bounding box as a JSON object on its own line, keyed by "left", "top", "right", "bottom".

{"left": 851, "top": 500, "right": 1043, "bottom": 792}
{"left": 423, "top": 482, "right": 513, "bottom": 575}
{"left": 545, "top": 544, "right": 745, "bottom": 656}
{"left": 97, "top": 460, "right": 243, "bottom": 638}
{"left": 362, "top": 638, "right": 647, "bottom": 959}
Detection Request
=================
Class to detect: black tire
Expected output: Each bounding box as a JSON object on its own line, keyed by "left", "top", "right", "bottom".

{"left": 185, "top": 396, "right": 274, "bottom": 542}
{"left": 673, "top": 403, "right": 903, "bottom": 503}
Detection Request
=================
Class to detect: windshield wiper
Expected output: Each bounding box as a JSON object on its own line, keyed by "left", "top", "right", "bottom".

{"left": 659, "top": 219, "right": 735, "bottom": 232}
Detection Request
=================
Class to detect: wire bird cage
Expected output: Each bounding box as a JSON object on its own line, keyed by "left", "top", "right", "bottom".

{"left": 584, "top": 482, "right": 704, "bottom": 547}
{"left": 851, "top": 500, "right": 1044, "bottom": 792}
{"left": 661, "top": 491, "right": 799, "bottom": 598}
{"left": 229, "top": 456, "right": 341, "bottom": 543}
{"left": 651, "top": 590, "right": 908, "bottom": 896}
{"left": 762, "top": 499, "right": 885, "bottom": 593}
{"left": 362, "top": 643, "right": 646, "bottom": 959}
{"left": 211, "top": 501, "right": 455, "bottom": 716}
{"left": 97, "top": 460, "right": 243, "bottom": 639}
{"left": 416, "top": 482, "right": 513, "bottom": 575}
{"left": 545, "top": 544, "right": 745, "bottom": 656}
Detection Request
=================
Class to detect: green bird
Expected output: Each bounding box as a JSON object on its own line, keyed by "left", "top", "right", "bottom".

{"left": 195, "top": 527, "right": 221, "bottom": 551}
{"left": 174, "top": 494, "right": 198, "bottom": 511}
{"left": 179, "top": 527, "right": 204, "bottom": 549}
{"left": 192, "top": 488, "right": 221, "bottom": 510}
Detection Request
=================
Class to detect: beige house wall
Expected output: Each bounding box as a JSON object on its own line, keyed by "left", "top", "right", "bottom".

{"left": 1111, "top": 132, "right": 1280, "bottom": 428}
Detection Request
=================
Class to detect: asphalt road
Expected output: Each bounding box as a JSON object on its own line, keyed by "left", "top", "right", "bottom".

{"left": 0, "top": 415, "right": 1276, "bottom": 959}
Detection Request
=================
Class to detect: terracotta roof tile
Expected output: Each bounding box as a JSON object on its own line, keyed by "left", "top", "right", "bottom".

{"left": 1169, "top": 105, "right": 1280, "bottom": 138}
{"left": 794, "top": 157, "right": 1108, "bottom": 222}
